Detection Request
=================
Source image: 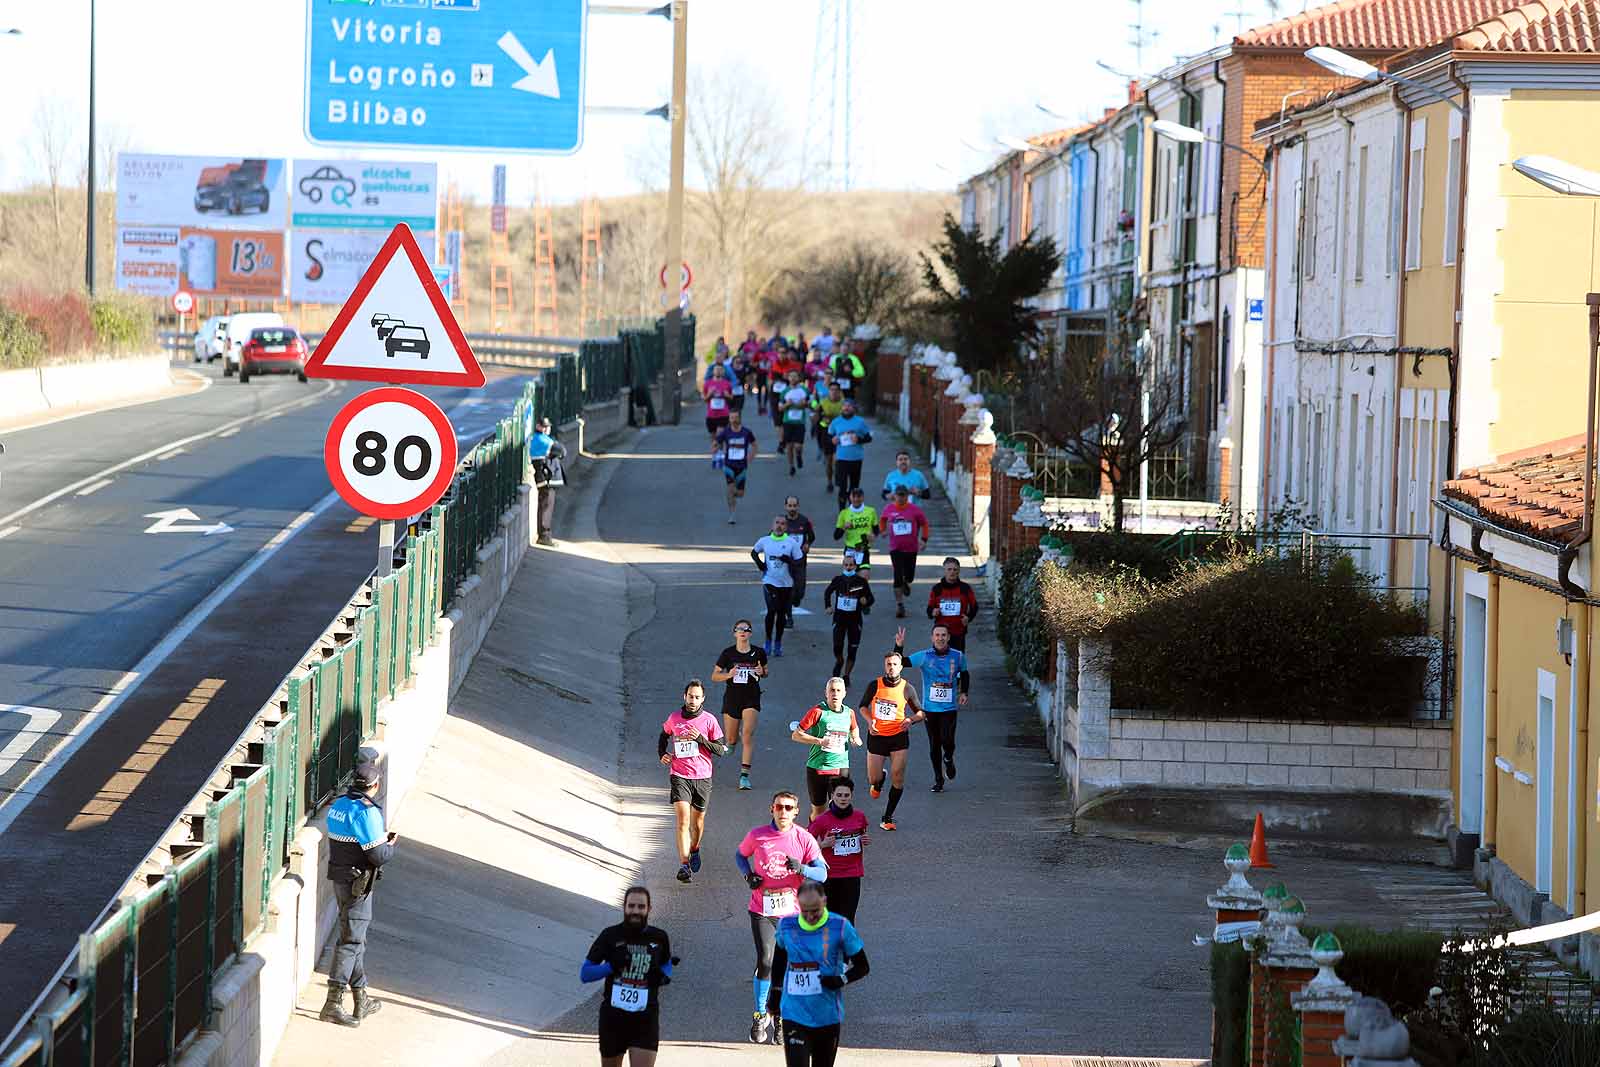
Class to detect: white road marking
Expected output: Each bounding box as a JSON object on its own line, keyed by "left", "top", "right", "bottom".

{"left": 218, "top": 427, "right": 240, "bottom": 438}
{"left": 0, "top": 526, "right": 19, "bottom": 540}
{"left": 75, "top": 478, "right": 113, "bottom": 496}
{"left": 0, "top": 706, "right": 63, "bottom": 777}
{"left": 143, "top": 508, "right": 234, "bottom": 536}
{"left": 155, "top": 447, "right": 188, "bottom": 461}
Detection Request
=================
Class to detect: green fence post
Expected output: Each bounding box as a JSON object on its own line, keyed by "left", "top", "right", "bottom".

{"left": 260, "top": 731, "right": 277, "bottom": 930}
{"left": 203, "top": 843, "right": 217, "bottom": 1033}
{"left": 120, "top": 906, "right": 136, "bottom": 1067}
{"left": 76, "top": 932, "right": 97, "bottom": 1066}
{"left": 164, "top": 870, "right": 179, "bottom": 1061}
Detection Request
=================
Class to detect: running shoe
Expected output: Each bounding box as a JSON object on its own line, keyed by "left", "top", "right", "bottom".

{"left": 689, "top": 849, "right": 702, "bottom": 873}
{"left": 676, "top": 863, "right": 692, "bottom": 883}
{"left": 728, "top": 515, "right": 737, "bottom": 525}
{"left": 764, "top": 640, "right": 773, "bottom": 656}
{"left": 879, "top": 818, "right": 897, "bottom": 831}
{"left": 773, "top": 642, "right": 784, "bottom": 657}
{"left": 869, "top": 781, "right": 882, "bottom": 799}
{"left": 769, "top": 1016, "right": 784, "bottom": 1044}
{"left": 930, "top": 780, "right": 944, "bottom": 793}
{"left": 739, "top": 772, "right": 752, "bottom": 791}
{"left": 750, "top": 1013, "right": 770, "bottom": 1043}
{"left": 896, "top": 604, "right": 906, "bottom": 618}
{"left": 945, "top": 756, "right": 957, "bottom": 780}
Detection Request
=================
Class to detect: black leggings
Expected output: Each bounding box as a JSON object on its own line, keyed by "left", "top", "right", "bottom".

{"left": 831, "top": 617, "right": 863, "bottom": 673}
{"left": 834, "top": 460, "right": 863, "bottom": 506}
{"left": 791, "top": 561, "right": 808, "bottom": 608}
{"left": 783, "top": 1021, "right": 841, "bottom": 1067}
{"left": 890, "top": 550, "right": 917, "bottom": 592}
{"left": 764, "top": 585, "right": 792, "bottom": 642}
{"left": 751, "top": 912, "right": 778, "bottom": 979}
{"left": 926, "top": 710, "right": 959, "bottom": 776}
{"left": 824, "top": 876, "right": 860, "bottom": 924}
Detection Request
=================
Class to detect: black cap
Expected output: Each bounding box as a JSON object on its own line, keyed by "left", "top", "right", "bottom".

{"left": 353, "top": 761, "right": 380, "bottom": 788}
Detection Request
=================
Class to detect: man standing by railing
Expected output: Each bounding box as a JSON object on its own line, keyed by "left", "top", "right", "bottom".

{"left": 530, "top": 416, "right": 568, "bottom": 548}
{"left": 321, "top": 761, "right": 396, "bottom": 1028}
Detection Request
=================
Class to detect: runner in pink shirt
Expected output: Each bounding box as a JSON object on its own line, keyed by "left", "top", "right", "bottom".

{"left": 735, "top": 791, "right": 828, "bottom": 1044}
{"left": 705, "top": 365, "right": 734, "bottom": 440}
{"left": 878, "top": 485, "right": 930, "bottom": 618}
{"left": 806, "top": 776, "right": 870, "bottom": 923}
{"left": 658, "top": 680, "right": 729, "bottom": 883}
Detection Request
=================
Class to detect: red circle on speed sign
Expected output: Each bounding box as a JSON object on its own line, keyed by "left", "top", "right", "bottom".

{"left": 323, "top": 387, "right": 458, "bottom": 519}
{"left": 172, "top": 290, "right": 195, "bottom": 314}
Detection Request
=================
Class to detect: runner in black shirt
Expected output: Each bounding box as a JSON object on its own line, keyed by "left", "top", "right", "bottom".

{"left": 783, "top": 495, "right": 816, "bottom": 630}
{"left": 823, "top": 559, "right": 875, "bottom": 688}
{"left": 581, "top": 886, "right": 677, "bottom": 1067}
{"left": 713, "top": 619, "right": 770, "bottom": 790}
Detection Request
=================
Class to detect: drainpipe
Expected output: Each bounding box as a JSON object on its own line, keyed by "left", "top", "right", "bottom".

{"left": 1262, "top": 139, "right": 1281, "bottom": 510}
{"left": 1331, "top": 104, "right": 1355, "bottom": 529}
{"left": 1576, "top": 607, "right": 1591, "bottom": 912}
{"left": 1443, "top": 65, "right": 1472, "bottom": 730}
{"left": 1484, "top": 570, "right": 1500, "bottom": 852}
{"left": 1390, "top": 87, "right": 1411, "bottom": 585}
{"left": 1213, "top": 58, "right": 1234, "bottom": 515}
{"left": 1559, "top": 292, "right": 1600, "bottom": 597}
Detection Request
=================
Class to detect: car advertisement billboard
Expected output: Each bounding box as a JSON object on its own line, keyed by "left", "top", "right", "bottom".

{"left": 115, "top": 226, "right": 285, "bottom": 299}
{"left": 116, "top": 154, "right": 288, "bottom": 229}
{"left": 290, "top": 228, "right": 435, "bottom": 305}
{"left": 291, "top": 159, "right": 438, "bottom": 232}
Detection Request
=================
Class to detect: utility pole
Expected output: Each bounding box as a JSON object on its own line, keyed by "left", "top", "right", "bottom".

{"left": 85, "top": 0, "right": 97, "bottom": 296}
{"left": 660, "top": 0, "right": 688, "bottom": 424}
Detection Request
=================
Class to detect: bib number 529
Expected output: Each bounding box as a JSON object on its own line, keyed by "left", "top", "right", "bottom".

{"left": 324, "top": 387, "right": 458, "bottom": 520}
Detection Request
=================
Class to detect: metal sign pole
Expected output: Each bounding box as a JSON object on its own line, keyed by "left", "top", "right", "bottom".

{"left": 377, "top": 520, "right": 395, "bottom": 578}
{"left": 660, "top": 0, "right": 688, "bottom": 425}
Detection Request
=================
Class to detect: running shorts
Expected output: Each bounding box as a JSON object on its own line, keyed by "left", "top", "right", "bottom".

{"left": 723, "top": 690, "right": 761, "bottom": 716}
{"left": 724, "top": 465, "right": 749, "bottom": 487}
{"left": 841, "top": 542, "right": 870, "bottom": 570}
{"left": 782, "top": 422, "right": 806, "bottom": 446}
{"left": 669, "top": 774, "right": 713, "bottom": 811}
{"left": 730, "top": 393, "right": 746, "bottom": 412}
{"left": 805, "top": 766, "right": 844, "bottom": 808}
{"left": 890, "top": 550, "right": 917, "bottom": 590}
{"left": 598, "top": 1008, "right": 660, "bottom": 1057}
{"left": 866, "top": 731, "right": 910, "bottom": 756}
{"left": 706, "top": 415, "right": 730, "bottom": 436}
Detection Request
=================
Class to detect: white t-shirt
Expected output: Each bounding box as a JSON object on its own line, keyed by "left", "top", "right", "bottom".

{"left": 754, "top": 534, "right": 805, "bottom": 588}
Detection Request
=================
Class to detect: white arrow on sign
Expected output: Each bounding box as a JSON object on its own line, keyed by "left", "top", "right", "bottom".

{"left": 497, "top": 31, "right": 560, "bottom": 99}
{"left": 144, "top": 508, "right": 234, "bottom": 536}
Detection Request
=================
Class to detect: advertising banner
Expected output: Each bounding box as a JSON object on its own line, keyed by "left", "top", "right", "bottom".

{"left": 291, "top": 228, "right": 436, "bottom": 304}
{"left": 291, "top": 159, "right": 438, "bottom": 231}
{"left": 444, "top": 230, "right": 463, "bottom": 301}
{"left": 116, "top": 154, "right": 288, "bottom": 229}
{"left": 491, "top": 164, "right": 507, "bottom": 234}
{"left": 116, "top": 226, "right": 285, "bottom": 298}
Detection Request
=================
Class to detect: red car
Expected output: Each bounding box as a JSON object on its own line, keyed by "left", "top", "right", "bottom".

{"left": 239, "top": 326, "right": 309, "bottom": 383}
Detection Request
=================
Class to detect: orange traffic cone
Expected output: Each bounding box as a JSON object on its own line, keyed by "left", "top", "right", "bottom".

{"left": 1248, "top": 812, "right": 1275, "bottom": 869}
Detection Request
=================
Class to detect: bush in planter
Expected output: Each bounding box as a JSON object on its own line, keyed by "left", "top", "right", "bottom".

{"left": 91, "top": 297, "right": 151, "bottom": 351}
{"left": 997, "top": 547, "right": 1051, "bottom": 678}
{"left": 1053, "top": 530, "right": 1180, "bottom": 582}
{"left": 0, "top": 307, "right": 46, "bottom": 368}
{"left": 3, "top": 289, "right": 93, "bottom": 356}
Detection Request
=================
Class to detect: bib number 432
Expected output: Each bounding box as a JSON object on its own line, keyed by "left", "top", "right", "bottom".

{"left": 324, "top": 387, "right": 459, "bottom": 520}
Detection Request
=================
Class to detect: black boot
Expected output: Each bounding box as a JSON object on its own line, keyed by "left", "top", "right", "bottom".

{"left": 352, "top": 988, "right": 383, "bottom": 1020}
{"left": 320, "top": 984, "right": 358, "bottom": 1027}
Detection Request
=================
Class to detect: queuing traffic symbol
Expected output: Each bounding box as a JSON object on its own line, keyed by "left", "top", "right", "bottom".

{"left": 303, "top": 223, "right": 484, "bottom": 388}
{"left": 304, "top": 0, "right": 587, "bottom": 154}
{"left": 324, "top": 387, "right": 458, "bottom": 520}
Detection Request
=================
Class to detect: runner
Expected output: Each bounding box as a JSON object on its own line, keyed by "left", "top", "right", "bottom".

{"left": 789, "top": 677, "right": 862, "bottom": 821}
{"left": 779, "top": 369, "right": 811, "bottom": 476}
{"left": 736, "top": 793, "right": 828, "bottom": 1045}
{"left": 752, "top": 514, "right": 806, "bottom": 657}
{"left": 822, "top": 556, "right": 874, "bottom": 686}
{"left": 659, "top": 679, "right": 729, "bottom": 882}
{"left": 855, "top": 650, "right": 926, "bottom": 831}
{"left": 728, "top": 348, "right": 750, "bottom": 413}
{"left": 813, "top": 383, "right": 846, "bottom": 492}
{"left": 828, "top": 344, "right": 865, "bottom": 401}
{"left": 827, "top": 400, "right": 872, "bottom": 509}
{"left": 749, "top": 338, "right": 771, "bottom": 416}
{"left": 832, "top": 486, "right": 877, "bottom": 577}
{"left": 927, "top": 557, "right": 981, "bottom": 652}
{"left": 704, "top": 363, "right": 734, "bottom": 440}
{"left": 582, "top": 886, "right": 678, "bottom": 1067}
{"left": 878, "top": 485, "right": 930, "bottom": 618}
{"left": 770, "top": 346, "right": 804, "bottom": 432}
{"left": 713, "top": 410, "right": 758, "bottom": 525}
{"left": 881, "top": 450, "right": 932, "bottom": 501}
{"left": 712, "top": 619, "right": 769, "bottom": 791}
{"left": 812, "top": 326, "right": 837, "bottom": 359}
{"left": 803, "top": 778, "right": 869, "bottom": 924}
{"left": 782, "top": 495, "right": 817, "bottom": 630}
{"left": 766, "top": 880, "right": 870, "bottom": 1067}
{"left": 894, "top": 624, "right": 970, "bottom": 792}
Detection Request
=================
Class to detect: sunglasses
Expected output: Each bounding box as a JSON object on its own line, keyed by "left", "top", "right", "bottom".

{"left": 734, "top": 626, "right": 753, "bottom": 633}
{"left": 773, "top": 804, "right": 797, "bottom": 812}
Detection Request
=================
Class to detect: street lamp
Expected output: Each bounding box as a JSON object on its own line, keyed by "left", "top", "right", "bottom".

{"left": 996, "top": 135, "right": 1039, "bottom": 154}
{"left": 1304, "top": 45, "right": 1466, "bottom": 114}
{"left": 1513, "top": 155, "right": 1600, "bottom": 198}
{"left": 1151, "top": 119, "right": 1270, "bottom": 176}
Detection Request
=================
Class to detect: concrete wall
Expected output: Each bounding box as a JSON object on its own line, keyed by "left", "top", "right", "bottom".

{"left": 0, "top": 353, "right": 174, "bottom": 420}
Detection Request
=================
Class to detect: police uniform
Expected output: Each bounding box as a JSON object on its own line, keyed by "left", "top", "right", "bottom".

{"left": 322, "top": 764, "right": 394, "bottom": 1025}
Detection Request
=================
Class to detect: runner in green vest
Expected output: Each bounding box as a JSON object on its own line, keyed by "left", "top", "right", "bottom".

{"left": 790, "top": 677, "right": 863, "bottom": 821}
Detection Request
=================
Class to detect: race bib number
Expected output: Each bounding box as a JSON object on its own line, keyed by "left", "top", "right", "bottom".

{"left": 673, "top": 738, "right": 699, "bottom": 759}
{"left": 785, "top": 408, "right": 805, "bottom": 423}
{"left": 785, "top": 962, "right": 821, "bottom": 996}
{"left": 834, "top": 378, "right": 851, "bottom": 389}
{"left": 846, "top": 548, "right": 864, "bottom": 564}
{"left": 833, "top": 833, "right": 861, "bottom": 856}
{"left": 761, "top": 888, "right": 795, "bottom": 917}
{"left": 726, "top": 445, "right": 747, "bottom": 462}
{"left": 821, "top": 730, "right": 847, "bottom": 754}
{"left": 939, "top": 598, "right": 962, "bottom": 617}
{"left": 892, "top": 520, "right": 913, "bottom": 536}
{"left": 610, "top": 981, "right": 649, "bottom": 1012}
{"left": 840, "top": 433, "right": 858, "bottom": 446}
{"left": 872, "top": 699, "right": 899, "bottom": 722}
{"left": 834, "top": 595, "right": 858, "bottom": 612}
{"left": 930, "top": 684, "right": 955, "bottom": 704}
{"left": 709, "top": 396, "right": 728, "bottom": 412}
{"left": 733, "top": 666, "right": 755, "bottom": 685}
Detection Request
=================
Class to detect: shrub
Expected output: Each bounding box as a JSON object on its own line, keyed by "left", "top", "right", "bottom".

{"left": 1053, "top": 530, "right": 1181, "bottom": 582}
{"left": 2, "top": 289, "right": 94, "bottom": 357}
{"left": 1209, "top": 941, "right": 1251, "bottom": 1067}
{"left": 91, "top": 298, "right": 151, "bottom": 352}
{"left": 0, "top": 307, "right": 46, "bottom": 368}
{"left": 1478, "top": 1007, "right": 1600, "bottom": 1067}
{"left": 996, "top": 547, "right": 1050, "bottom": 679}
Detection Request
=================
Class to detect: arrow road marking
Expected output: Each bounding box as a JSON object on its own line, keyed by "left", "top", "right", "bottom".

{"left": 0, "top": 706, "right": 63, "bottom": 777}
{"left": 144, "top": 508, "right": 234, "bottom": 536}
{"left": 497, "top": 31, "right": 560, "bottom": 98}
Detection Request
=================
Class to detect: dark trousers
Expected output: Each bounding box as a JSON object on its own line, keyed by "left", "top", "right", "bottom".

{"left": 824, "top": 875, "right": 861, "bottom": 924}
{"left": 764, "top": 585, "right": 792, "bottom": 642}
{"left": 791, "top": 560, "right": 808, "bottom": 610}
{"left": 926, "top": 710, "right": 959, "bottom": 779}
{"left": 330, "top": 881, "right": 374, "bottom": 989}
{"left": 628, "top": 384, "right": 657, "bottom": 426}
{"left": 831, "top": 617, "right": 863, "bottom": 674}
{"left": 834, "top": 460, "right": 863, "bottom": 507}
{"left": 536, "top": 484, "right": 556, "bottom": 540}
{"left": 783, "top": 1021, "right": 841, "bottom": 1067}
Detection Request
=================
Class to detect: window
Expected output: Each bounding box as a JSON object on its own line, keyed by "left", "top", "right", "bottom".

{"left": 1362, "top": 412, "right": 1375, "bottom": 530}
{"left": 1435, "top": 397, "right": 1450, "bottom": 537}
{"left": 1399, "top": 412, "right": 1415, "bottom": 532}
{"left": 1345, "top": 393, "right": 1359, "bottom": 524}
{"left": 1354, "top": 145, "right": 1368, "bottom": 281}
{"left": 1405, "top": 117, "right": 1426, "bottom": 270}
{"left": 1299, "top": 402, "right": 1312, "bottom": 505}
{"left": 1443, "top": 109, "right": 1463, "bottom": 266}
{"left": 1388, "top": 121, "right": 1402, "bottom": 276}
{"left": 1304, "top": 164, "right": 1320, "bottom": 280}
{"left": 1283, "top": 405, "right": 1297, "bottom": 503}
{"left": 1311, "top": 406, "right": 1326, "bottom": 522}
{"left": 1331, "top": 170, "right": 1342, "bottom": 277}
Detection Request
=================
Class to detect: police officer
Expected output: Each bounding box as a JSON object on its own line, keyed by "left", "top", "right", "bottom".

{"left": 320, "top": 760, "right": 396, "bottom": 1027}
{"left": 530, "top": 416, "right": 569, "bottom": 547}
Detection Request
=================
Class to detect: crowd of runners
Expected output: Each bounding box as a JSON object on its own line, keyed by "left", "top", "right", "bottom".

{"left": 580, "top": 330, "right": 983, "bottom": 1066}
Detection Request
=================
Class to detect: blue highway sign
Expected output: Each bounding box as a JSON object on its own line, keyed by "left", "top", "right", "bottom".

{"left": 305, "top": 0, "right": 587, "bottom": 154}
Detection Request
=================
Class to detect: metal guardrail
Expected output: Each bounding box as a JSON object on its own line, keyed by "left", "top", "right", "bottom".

{"left": 158, "top": 330, "right": 579, "bottom": 364}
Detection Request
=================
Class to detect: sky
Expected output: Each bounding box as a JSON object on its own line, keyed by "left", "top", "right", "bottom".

{"left": 0, "top": 0, "right": 1304, "bottom": 205}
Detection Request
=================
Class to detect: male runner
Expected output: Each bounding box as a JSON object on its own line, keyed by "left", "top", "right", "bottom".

{"left": 767, "top": 880, "right": 870, "bottom": 1067}
{"left": 659, "top": 679, "right": 729, "bottom": 882}
{"left": 714, "top": 410, "right": 758, "bottom": 525}
{"left": 804, "top": 778, "right": 869, "bottom": 923}
{"left": 927, "top": 557, "right": 981, "bottom": 652}
{"left": 832, "top": 486, "right": 878, "bottom": 576}
{"left": 827, "top": 400, "right": 872, "bottom": 508}
{"left": 813, "top": 383, "right": 846, "bottom": 492}
{"left": 712, "top": 619, "right": 769, "bottom": 790}
{"left": 881, "top": 450, "right": 932, "bottom": 500}
{"left": 821, "top": 557, "right": 874, "bottom": 686}
{"left": 582, "top": 886, "right": 677, "bottom": 1067}
{"left": 829, "top": 345, "right": 865, "bottom": 401}
{"left": 783, "top": 495, "right": 817, "bottom": 629}
{"left": 855, "top": 650, "right": 925, "bottom": 831}
{"left": 879, "top": 485, "right": 930, "bottom": 618}
{"left": 790, "top": 677, "right": 861, "bottom": 821}
{"left": 779, "top": 369, "right": 811, "bottom": 476}
{"left": 736, "top": 793, "right": 827, "bottom": 1045}
{"left": 752, "top": 515, "right": 805, "bottom": 657}
{"left": 895, "top": 624, "right": 970, "bottom": 792}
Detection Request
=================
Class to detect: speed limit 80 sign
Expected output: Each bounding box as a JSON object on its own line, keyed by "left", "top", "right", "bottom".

{"left": 324, "top": 387, "right": 458, "bottom": 519}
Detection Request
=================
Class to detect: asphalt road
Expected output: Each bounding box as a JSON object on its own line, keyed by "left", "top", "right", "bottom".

{"left": 0, "top": 360, "right": 540, "bottom": 1040}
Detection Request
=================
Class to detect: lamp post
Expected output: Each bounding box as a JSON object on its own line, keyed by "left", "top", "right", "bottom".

{"left": 1304, "top": 46, "right": 1466, "bottom": 114}
{"left": 86, "top": 0, "right": 97, "bottom": 296}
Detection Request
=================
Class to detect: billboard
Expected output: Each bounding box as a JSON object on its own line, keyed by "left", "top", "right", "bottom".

{"left": 290, "top": 228, "right": 436, "bottom": 304}
{"left": 290, "top": 159, "right": 438, "bottom": 231}
{"left": 116, "top": 154, "right": 288, "bottom": 229}
{"left": 116, "top": 227, "right": 285, "bottom": 299}
{"left": 490, "top": 164, "right": 507, "bottom": 234}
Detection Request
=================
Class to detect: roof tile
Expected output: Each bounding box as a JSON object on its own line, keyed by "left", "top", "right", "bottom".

{"left": 1443, "top": 446, "right": 1591, "bottom": 544}
{"left": 1236, "top": 0, "right": 1530, "bottom": 51}
{"left": 1454, "top": 0, "right": 1600, "bottom": 52}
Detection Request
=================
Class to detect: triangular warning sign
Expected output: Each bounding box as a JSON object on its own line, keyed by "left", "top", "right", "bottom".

{"left": 304, "top": 223, "right": 485, "bottom": 388}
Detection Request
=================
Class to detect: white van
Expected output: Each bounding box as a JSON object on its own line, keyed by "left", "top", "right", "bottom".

{"left": 193, "top": 315, "right": 229, "bottom": 363}
{"left": 221, "top": 312, "right": 285, "bottom": 376}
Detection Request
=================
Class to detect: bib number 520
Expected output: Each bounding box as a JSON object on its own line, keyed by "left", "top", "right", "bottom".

{"left": 324, "top": 387, "right": 458, "bottom": 520}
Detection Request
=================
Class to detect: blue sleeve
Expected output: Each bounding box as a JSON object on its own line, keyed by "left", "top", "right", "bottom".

{"left": 661, "top": 959, "right": 674, "bottom": 978}
{"left": 580, "top": 960, "right": 613, "bottom": 983}
{"left": 801, "top": 857, "right": 829, "bottom": 882}
{"left": 842, "top": 918, "right": 864, "bottom": 957}
{"left": 354, "top": 804, "right": 395, "bottom": 867}
{"left": 906, "top": 649, "right": 928, "bottom": 669}
{"left": 735, "top": 850, "right": 754, "bottom": 877}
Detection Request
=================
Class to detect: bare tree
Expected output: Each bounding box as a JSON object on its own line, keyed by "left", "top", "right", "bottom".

{"left": 761, "top": 241, "right": 917, "bottom": 335}
{"left": 29, "top": 97, "right": 78, "bottom": 243}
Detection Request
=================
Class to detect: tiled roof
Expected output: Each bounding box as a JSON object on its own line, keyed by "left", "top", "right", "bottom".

{"left": 1442, "top": 447, "right": 1588, "bottom": 543}
{"left": 1235, "top": 0, "right": 1529, "bottom": 52}
{"left": 1454, "top": 0, "right": 1600, "bottom": 52}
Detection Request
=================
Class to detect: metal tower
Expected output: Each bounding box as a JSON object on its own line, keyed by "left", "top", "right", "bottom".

{"left": 442, "top": 181, "right": 469, "bottom": 329}
{"left": 531, "top": 195, "right": 559, "bottom": 337}
{"left": 579, "top": 197, "right": 603, "bottom": 339}
{"left": 805, "top": 0, "right": 855, "bottom": 191}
